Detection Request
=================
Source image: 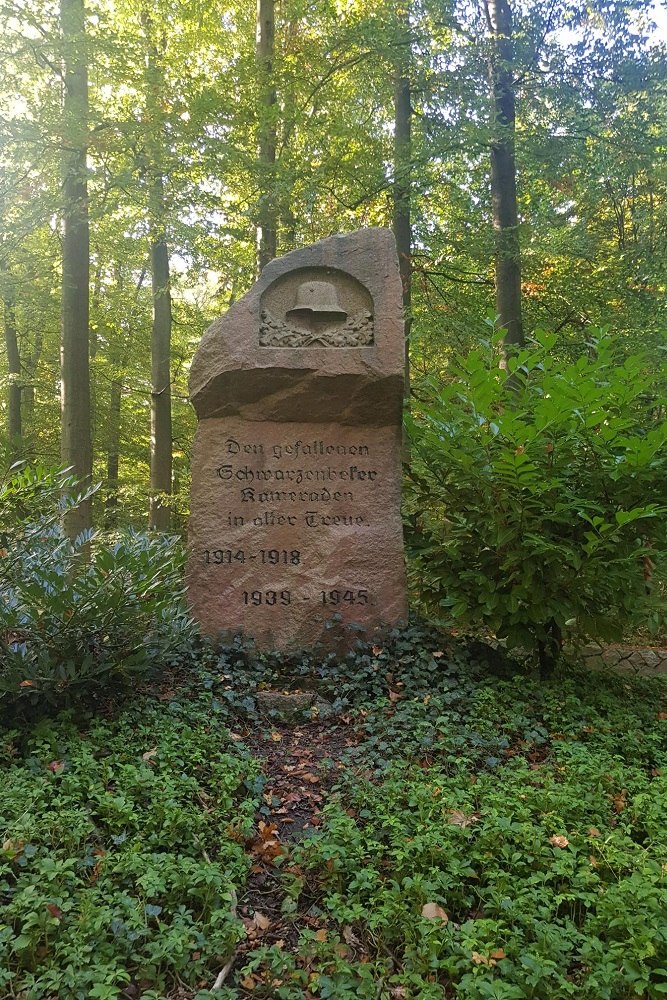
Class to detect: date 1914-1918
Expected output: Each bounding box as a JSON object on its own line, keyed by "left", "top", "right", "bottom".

{"left": 204, "top": 549, "right": 301, "bottom": 565}
{"left": 243, "top": 589, "right": 370, "bottom": 606}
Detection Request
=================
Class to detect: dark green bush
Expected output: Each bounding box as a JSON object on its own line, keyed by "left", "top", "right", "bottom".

{"left": 405, "top": 331, "right": 667, "bottom": 674}
{"left": 0, "top": 464, "right": 196, "bottom": 709}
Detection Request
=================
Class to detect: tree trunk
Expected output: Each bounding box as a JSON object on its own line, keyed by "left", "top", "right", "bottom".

{"left": 24, "top": 330, "right": 42, "bottom": 416}
{"left": 256, "top": 0, "right": 277, "bottom": 272}
{"left": 1, "top": 267, "right": 22, "bottom": 454}
{"left": 393, "top": 47, "right": 412, "bottom": 398}
{"left": 486, "top": 0, "right": 523, "bottom": 354}
{"left": 142, "top": 16, "right": 172, "bottom": 532}
{"left": 60, "top": 0, "right": 92, "bottom": 542}
{"left": 149, "top": 216, "right": 172, "bottom": 531}
{"left": 105, "top": 377, "right": 121, "bottom": 527}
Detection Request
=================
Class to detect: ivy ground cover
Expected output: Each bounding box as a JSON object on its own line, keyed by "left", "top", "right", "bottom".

{"left": 2, "top": 628, "right": 667, "bottom": 999}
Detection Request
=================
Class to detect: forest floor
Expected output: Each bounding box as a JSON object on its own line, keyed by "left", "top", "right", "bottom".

{"left": 3, "top": 627, "right": 667, "bottom": 1000}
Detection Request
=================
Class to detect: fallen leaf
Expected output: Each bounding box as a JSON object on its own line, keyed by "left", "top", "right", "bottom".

{"left": 46, "top": 903, "right": 63, "bottom": 919}
{"left": 549, "top": 835, "right": 569, "bottom": 848}
{"left": 612, "top": 791, "right": 627, "bottom": 813}
{"left": 372, "top": 645, "right": 382, "bottom": 656}
{"left": 490, "top": 948, "right": 506, "bottom": 960}
{"left": 657, "top": 712, "right": 667, "bottom": 721}
{"left": 142, "top": 748, "right": 158, "bottom": 763}
{"left": 240, "top": 975, "right": 256, "bottom": 990}
{"left": 388, "top": 689, "right": 401, "bottom": 702}
{"left": 19, "top": 680, "right": 35, "bottom": 688}
{"left": 343, "top": 925, "right": 360, "bottom": 946}
{"left": 271, "top": 731, "right": 282, "bottom": 742}
{"left": 2, "top": 838, "right": 24, "bottom": 858}
{"left": 421, "top": 902, "right": 448, "bottom": 922}
{"left": 472, "top": 951, "right": 490, "bottom": 966}
{"left": 587, "top": 827, "right": 601, "bottom": 838}
{"left": 447, "top": 809, "right": 480, "bottom": 828}
{"left": 46, "top": 760, "right": 64, "bottom": 773}
{"left": 314, "top": 928, "right": 328, "bottom": 942}
{"left": 431, "top": 650, "right": 444, "bottom": 658}
{"left": 253, "top": 911, "right": 271, "bottom": 931}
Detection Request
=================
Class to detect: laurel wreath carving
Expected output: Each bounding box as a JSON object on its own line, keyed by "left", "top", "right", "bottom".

{"left": 259, "top": 308, "right": 374, "bottom": 347}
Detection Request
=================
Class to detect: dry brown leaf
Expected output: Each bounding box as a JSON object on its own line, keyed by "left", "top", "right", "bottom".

{"left": 253, "top": 911, "right": 271, "bottom": 931}
{"left": 342, "top": 925, "right": 360, "bottom": 946}
{"left": 549, "top": 835, "right": 569, "bottom": 848}
{"left": 431, "top": 650, "right": 444, "bottom": 658}
{"left": 388, "top": 689, "right": 401, "bottom": 703}
{"left": 447, "top": 809, "right": 480, "bottom": 828}
{"left": 421, "top": 902, "right": 448, "bottom": 922}
{"left": 490, "top": 948, "right": 506, "bottom": 960}
{"left": 587, "top": 827, "right": 601, "bottom": 838}
{"left": 314, "top": 928, "right": 328, "bottom": 942}
{"left": 612, "top": 791, "right": 627, "bottom": 813}
{"left": 142, "top": 747, "right": 158, "bottom": 763}
{"left": 271, "top": 731, "right": 282, "bottom": 742}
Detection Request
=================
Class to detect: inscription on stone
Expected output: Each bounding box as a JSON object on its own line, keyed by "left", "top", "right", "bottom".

{"left": 187, "top": 229, "right": 407, "bottom": 651}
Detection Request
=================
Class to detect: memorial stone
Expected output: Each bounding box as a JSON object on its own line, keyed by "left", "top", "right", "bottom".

{"left": 187, "top": 227, "right": 408, "bottom": 650}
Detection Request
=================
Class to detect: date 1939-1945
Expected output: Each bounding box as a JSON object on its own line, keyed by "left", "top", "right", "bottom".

{"left": 243, "top": 589, "right": 369, "bottom": 606}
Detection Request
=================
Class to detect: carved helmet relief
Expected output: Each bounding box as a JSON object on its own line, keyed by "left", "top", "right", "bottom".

{"left": 259, "top": 267, "right": 374, "bottom": 348}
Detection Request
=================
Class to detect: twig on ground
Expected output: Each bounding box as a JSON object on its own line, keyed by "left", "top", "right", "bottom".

{"left": 211, "top": 889, "right": 238, "bottom": 990}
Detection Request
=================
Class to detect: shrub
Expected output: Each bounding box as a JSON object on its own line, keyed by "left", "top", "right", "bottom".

{"left": 0, "top": 464, "right": 196, "bottom": 710}
{"left": 405, "top": 331, "right": 667, "bottom": 675}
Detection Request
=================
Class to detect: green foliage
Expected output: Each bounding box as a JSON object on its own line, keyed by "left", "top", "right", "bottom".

{"left": 0, "top": 691, "right": 261, "bottom": 999}
{"left": 405, "top": 332, "right": 667, "bottom": 660}
{"left": 0, "top": 464, "right": 196, "bottom": 710}
{"left": 272, "top": 667, "right": 667, "bottom": 1000}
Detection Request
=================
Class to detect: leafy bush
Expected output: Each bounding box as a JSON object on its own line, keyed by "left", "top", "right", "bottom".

{"left": 405, "top": 331, "right": 667, "bottom": 674}
{"left": 0, "top": 464, "right": 196, "bottom": 710}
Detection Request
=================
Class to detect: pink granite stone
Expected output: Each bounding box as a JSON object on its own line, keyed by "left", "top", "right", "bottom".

{"left": 187, "top": 228, "right": 407, "bottom": 650}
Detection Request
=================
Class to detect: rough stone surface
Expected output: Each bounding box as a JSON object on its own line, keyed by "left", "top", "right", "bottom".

{"left": 577, "top": 643, "right": 667, "bottom": 676}
{"left": 187, "top": 228, "right": 408, "bottom": 651}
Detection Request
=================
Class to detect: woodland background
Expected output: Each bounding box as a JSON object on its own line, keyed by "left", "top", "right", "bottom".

{"left": 0, "top": 0, "right": 666, "bottom": 534}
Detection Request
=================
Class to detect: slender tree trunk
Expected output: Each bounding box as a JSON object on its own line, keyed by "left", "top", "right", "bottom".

{"left": 2, "top": 268, "right": 22, "bottom": 454}
{"left": 60, "top": 0, "right": 92, "bottom": 541}
{"left": 256, "top": 0, "right": 277, "bottom": 272}
{"left": 141, "top": 15, "right": 172, "bottom": 531}
{"left": 24, "top": 330, "right": 42, "bottom": 415}
{"left": 486, "top": 0, "right": 523, "bottom": 354}
{"left": 105, "top": 377, "right": 121, "bottom": 527}
{"left": 149, "top": 209, "right": 172, "bottom": 531}
{"left": 393, "top": 41, "right": 412, "bottom": 397}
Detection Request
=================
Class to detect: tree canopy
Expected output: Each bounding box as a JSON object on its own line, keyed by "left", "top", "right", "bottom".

{"left": 0, "top": 0, "right": 665, "bottom": 524}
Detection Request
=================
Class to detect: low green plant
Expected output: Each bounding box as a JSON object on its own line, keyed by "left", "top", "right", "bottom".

{"left": 0, "top": 690, "right": 261, "bottom": 999}
{"left": 405, "top": 331, "right": 667, "bottom": 675}
{"left": 0, "top": 463, "right": 196, "bottom": 710}
{"left": 279, "top": 669, "right": 667, "bottom": 999}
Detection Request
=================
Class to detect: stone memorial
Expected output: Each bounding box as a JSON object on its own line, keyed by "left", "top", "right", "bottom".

{"left": 187, "top": 227, "right": 407, "bottom": 650}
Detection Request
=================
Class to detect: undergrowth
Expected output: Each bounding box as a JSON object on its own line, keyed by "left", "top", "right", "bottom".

{"left": 2, "top": 624, "right": 667, "bottom": 998}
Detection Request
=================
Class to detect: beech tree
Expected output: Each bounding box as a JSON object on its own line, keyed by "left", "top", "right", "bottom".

{"left": 60, "top": 0, "right": 92, "bottom": 540}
